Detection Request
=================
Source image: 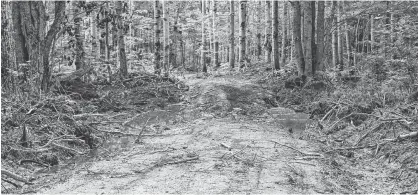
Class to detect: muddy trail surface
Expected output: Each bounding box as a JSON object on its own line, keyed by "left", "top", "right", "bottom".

{"left": 37, "top": 72, "right": 328, "bottom": 194}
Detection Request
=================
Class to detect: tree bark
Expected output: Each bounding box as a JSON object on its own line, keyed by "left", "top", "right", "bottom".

{"left": 290, "top": 2, "right": 305, "bottom": 76}
{"left": 302, "top": 1, "right": 313, "bottom": 76}
{"left": 264, "top": 0, "right": 272, "bottom": 63}
{"left": 154, "top": 0, "right": 162, "bottom": 74}
{"left": 201, "top": 0, "right": 207, "bottom": 73}
{"left": 116, "top": 1, "right": 127, "bottom": 77}
{"left": 162, "top": 0, "right": 169, "bottom": 76}
{"left": 331, "top": 1, "right": 338, "bottom": 68}
{"left": 343, "top": 3, "right": 352, "bottom": 67}
{"left": 257, "top": 1, "right": 262, "bottom": 60}
{"left": 12, "top": 2, "right": 66, "bottom": 92}
{"left": 272, "top": 1, "right": 280, "bottom": 70}
{"left": 239, "top": 0, "right": 247, "bottom": 69}
{"left": 280, "top": 2, "right": 288, "bottom": 66}
{"left": 337, "top": 1, "right": 343, "bottom": 70}
{"left": 91, "top": 10, "right": 99, "bottom": 59}
{"left": 316, "top": 1, "right": 325, "bottom": 71}
{"left": 229, "top": 0, "right": 235, "bottom": 69}
{"left": 213, "top": 0, "right": 219, "bottom": 68}
{"left": 73, "top": 1, "right": 85, "bottom": 70}
{"left": 105, "top": 2, "right": 110, "bottom": 61}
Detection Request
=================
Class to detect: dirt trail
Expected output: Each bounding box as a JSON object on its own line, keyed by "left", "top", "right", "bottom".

{"left": 39, "top": 73, "right": 328, "bottom": 194}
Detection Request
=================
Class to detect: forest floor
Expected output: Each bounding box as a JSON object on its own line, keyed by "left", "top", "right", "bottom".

{"left": 33, "top": 71, "right": 330, "bottom": 194}
{"left": 2, "top": 63, "right": 416, "bottom": 194}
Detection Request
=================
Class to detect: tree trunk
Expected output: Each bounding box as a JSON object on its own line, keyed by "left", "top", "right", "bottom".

{"left": 105, "top": 2, "right": 110, "bottom": 61}
{"left": 172, "top": 6, "right": 181, "bottom": 68}
{"left": 316, "top": 1, "right": 325, "bottom": 71}
{"left": 280, "top": 2, "right": 287, "bottom": 66}
{"left": 91, "top": 10, "right": 99, "bottom": 59}
{"left": 239, "top": 0, "right": 247, "bottom": 69}
{"left": 302, "top": 1, "right": 313, "bottom": 76}
{"left": 311, "top": 1, "right": 316, "bottom": 75}
{"left": 12, "top": 2, "right": 65, "bottom": 92}
{"left": 42, "top": 2, "right": 66, "bottom": 91}
{"left": 213, "top": 0, "right": 219, "bottom": 68}
{"left": 116, "top": 1, "right": 127, "bottom": 78}
{"left": 331, "top": 1, "right": 337, "bottom": 68}
{"left": 272, "top": 1, "right": 280, "bottom": 70}
{"left": 337, "top": 1, "right": 343, "bottom": 70}
{"left": 343, "top": 3, "right": 352, "bottom": 67}
{"left": 354, "top": 17, "right": 360, "bottom": 66}
{"left": 257, "top": 1, "right": 262, "bottom": 60}
{"left": 229, "top": 0, "right": 235, "bottom": 69}
{"left": 264, "top": 0, "right": 272, "bottom": 63}
{"left": 162, "top": 0, "right": 169, "bottom": 76}
{"left": 154, "top": 0, "right": 162, "bottom": 74}
{"left": 2, "top": 1, "right": 17, "bottom": 92}
{"left": 290, "top": 2, "right": 305, "bottom": 76}
{"left": 201, "top": 0, "right": 207, "bottom": 73}
{"left": 73, "top": 1, "right": 85, "bottom": 70}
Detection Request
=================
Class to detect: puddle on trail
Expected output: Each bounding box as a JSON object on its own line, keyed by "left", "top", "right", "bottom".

{"left": 268, "top": 108, "right": 311, "bottom": 137}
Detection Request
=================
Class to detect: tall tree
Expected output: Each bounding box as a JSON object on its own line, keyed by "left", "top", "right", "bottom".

{"left": 12, "top": 1, "right": 66, "bottom": 91}
{"left": 213, "top": 0, "right": 220, "bottom": 68}
{"left": 163, "top": 0, "right": 169, "bottom": 76}
{"left": 154, "top": 0, "right": 162, "bottom": 74}
{"left": 257, "top": 1, "right": 262, "bottom": 60}
{"left": 91, "top": 10, "right": 99, "bottom": 59}
{"left": 337, "top": 1, "right": 343, "bottom": 70}
{"left": 239, "top": 0, "right": 247, "bottom": 69}
{"left": 116, "top": 1, "right": 127, "bottom": 77}
{"left": 290, "top": 1, "right": 305, "bottom": 76}
{"left": 201, "top": 0, "right": 207, "bottom": 73}
{"left": 73, "top": 1, "right": 85, "bottom": 70}
{"left": 331, "top": 1, "right": 338, "bottom": 68}
{"left": 229, "top": 0, "right": 235, "bottom": 69}
{"left": 272, "top": 1, "right": 280, "bottom": 70}
{"left": 370, "top": 14, "right": 374, "bottom": 53}
{"left": 316, "top": 1, "right": 325, "bottom": 71}
{"left": 105, "top": 2, "right": 110, "bottom": 61}
{"left": 302, "top": 1, "right": 313, "bottom": 76}
{"left": 264, "top": 1, "right": 272, "bottom": 63}
{"left": 280, "top": 2, "right": 288, "bottom": 66}
{"left": 343, "top": 3, "right": 352, "bottom": 67}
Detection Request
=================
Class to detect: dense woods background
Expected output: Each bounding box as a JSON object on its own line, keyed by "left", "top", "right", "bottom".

{"left": 1, "top": 0, "right": 417, "bottom": 193}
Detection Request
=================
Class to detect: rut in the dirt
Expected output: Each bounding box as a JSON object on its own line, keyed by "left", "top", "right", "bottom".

{"left": 36, "top": 76, "right": 328, "bottom": 194}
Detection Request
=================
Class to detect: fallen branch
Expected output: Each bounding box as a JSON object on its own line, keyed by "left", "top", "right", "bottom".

{"left": 220, "top": 143, "right": 232, "bottom": 150}
{"left": 270, "top": 140, "right": 322, "bottom": 157}
{"left": 1, "top": 178, "right": 22, "bottom": 188}
{"left": 382, "top": 131, "right": 418, "bottom": 142}
{"left": 56, "top": 66, "right": 93, "bottom": 82}
{"left": 1, "top": 169, "right": 33, "bottom": 184}
{"left": 51, "top": 143, "right": 84, "bottom": 155}
{"left": 165, "top": 156, "right": 199, "bottom": 165}
{"left": 355, "top": 123, "right": 385, "bottom": 146}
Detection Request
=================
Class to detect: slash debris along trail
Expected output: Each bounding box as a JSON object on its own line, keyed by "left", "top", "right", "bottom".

{"left": 37, "top": 72, "right": 329, "bottom": 194}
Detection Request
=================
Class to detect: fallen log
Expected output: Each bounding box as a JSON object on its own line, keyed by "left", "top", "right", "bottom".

{"left": 55, "top": 66, "right": 93, "bottom": 82}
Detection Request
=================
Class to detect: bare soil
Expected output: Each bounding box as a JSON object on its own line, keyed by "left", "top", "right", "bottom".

{"left": 31, "top": 72, "right": 330, "bottom": 194}
{"left": 16, "top": 70, "right": 410, "bottom": 194}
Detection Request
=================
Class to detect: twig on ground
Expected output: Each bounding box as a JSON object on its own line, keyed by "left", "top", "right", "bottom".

{"left": 2, "top": 178, "right": 22, "bottom": 188}
{"left": 355, "top": 122, "right": 385, "bottom": 146}
{"left": 165, "top": 156, "right": 199, "bottom": 165}
{"left": 382, "top": 131, "right": 418, "bottom": 142}
{"left": 1, "top": 169, "right": 33, "bottom": 184}
{"left": 289, "top": 161, "right": 317, "bottom": 166}
{"left": 270, "top": 140, "right": 322, "bottom": 157}
{"left": 220, "top": 143, "right": 232, "bottom": 150}
{"left": 51, "top": 143, "right": 84, "bottom": 155}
